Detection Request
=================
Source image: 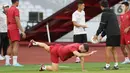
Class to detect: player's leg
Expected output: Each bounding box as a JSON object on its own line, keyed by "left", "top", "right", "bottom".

{"left": 40, "top": 63, "right": 59, "bottom": 71}
{"left": 40, "top": 47, "right": 59, "bottom": 71}
{"left": 12, "top": 41, "right": 20, "bottom": 66}
{"left": 121, "top": 45, "right": 130, "bottom": 64}
{"left": 0, "top": 34, "right": 4, "bottom": 60}
{"left": 121, "top": 34, "right": 130, "bottom": 64}
{"left": 111, "top": 47, "right": 119, "bottom": 70}
{"left": 126, "top": 34, "right": 130, "bottom": 58}
{"left": 104, "top": 46, "right": 112, "bottom": 70}
{"left": 28, "top": 40, "right": 50, "bottom": 52}
{"left": 5, "top": 40, "right": 12, "bottom": 66}
{"left": 3, "top": 33, "right": 9, "bottom": 56}
{"left": 127, "top": 44, "right": 130, "bottom": 54}
{"left": 125, "top": 44, "right": 130, "bottom": 62}
{"left": 121, "top": 45, "right": 128, "bottom": 59}
{"left": 12, "top": 41, "right": 19, "bottom": 56}
{"left": 10, "top": 29, "right": 22, "bottom": 66}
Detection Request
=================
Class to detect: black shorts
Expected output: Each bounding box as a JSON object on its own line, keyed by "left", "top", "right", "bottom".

{"left": 73, "top": 34, "right": 87, "bottom": 43}
{"left": 106, "top": 35, "right": 120, "bottom": 47}
{"left": 0, "top": 33, "right": 9, "bottom": 56}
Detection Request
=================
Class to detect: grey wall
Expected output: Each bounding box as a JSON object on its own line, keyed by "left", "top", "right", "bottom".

{"left": 22, "top": 0, "right": 74, "bottom": 12}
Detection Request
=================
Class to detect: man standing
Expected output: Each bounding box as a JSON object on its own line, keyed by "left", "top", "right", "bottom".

{"left": 72, "top": 1, "right": 88, "bottom": 63}
{"left": 93, "top": 0, "right": 120, "bottom": 70}
{"left": 5, "top": 0, "right": 26, "bottom": 66}
{"left": 0, "top": 4, "right": 9, "bottom": 60}
{"left": 120, "top": 2, "right": 130, "bottom": 64}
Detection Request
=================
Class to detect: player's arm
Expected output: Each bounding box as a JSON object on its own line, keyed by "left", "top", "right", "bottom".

{"left": 93, "top": 12, "right": 108, "bottom": 40}
{"left": 124, "top": 26, "right": 130, "bottom": 33}
{"left": 6, "top": 14, "right": 9, "bottom": 25}
{"left": 73, "top": 51, "right": 97, "bottom": 57}
{"left": 80, "top": 57, "right": 85, "bottom": 71}
{"left": 99, "top": 30, "right": 106, "bottom": 41}
{"left": 15, "top": 9, "right": 26, "bottom": 38}
{"left": 73, "top": 51, "right": 90, "bottom": 57}
{"left": 124, "top": 13, "right": 130, "bottom": 33}
{"left": 72, "top": 21, "right": 88, "bottom": 28}
{"left": 14, "top": 9, "right": 24, "bottom": 33}
{"left": 101, "top": 30, "right": 106, "bottom": 37}
{"left": 96, "top": 12, "right": 108, "bottom": 36}
{"left": 15, "top": 16, "right": 24, "bottom": 32}
{"left": 124, "top": 15, "right": 130, "bottom": 33}
{"left": 15, "top": 16, "right": 26, "bottom": 38}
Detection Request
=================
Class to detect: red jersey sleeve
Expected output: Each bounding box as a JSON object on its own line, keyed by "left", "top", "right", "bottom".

{"left": 69, "top": 46, "right": 78, "bottom": 52}
{"left": 128, "top": 11, "right": 130, "bottom": 25}
{"left": 14, "top": 8, "right": 19, "bottom": 17}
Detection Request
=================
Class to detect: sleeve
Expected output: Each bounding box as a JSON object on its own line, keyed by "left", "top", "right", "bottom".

{"left": 14, "top": 8, "right": 19, "bottom": 17}
{"left": 128, "top": 11, "right": 130, "bottom": 26}
{"left": 101, "top": 30, "right": 106, "bottom": 37}
{"left": 69, "top": 46, "right": 78, "bottom": 52}
{"left": 72, "top": 13, "right": 77, "bottom": 22}
{"left": 96, "top": 12, "right": 108, "bottom": 36}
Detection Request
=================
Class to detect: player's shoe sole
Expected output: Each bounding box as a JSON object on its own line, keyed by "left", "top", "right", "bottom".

{"left": 39, "top": 64, "right": 45, "bottom": 71}
{"left": 103, "top": 66, "right": 110, "bottom": 70}
{"left": 121, "top": 60, "right": 130, "bottom": 64}
{"left": 0, "top": 56, "right": 5, "bottom": 60}
{"left": 13, "top": 63, "right": 23, "bottom": 67}
{"left": 5, "top": 64, "right": 11, "bottom": 66}
{"left": 112, "top": 66, "right": 119, "bottom": 70}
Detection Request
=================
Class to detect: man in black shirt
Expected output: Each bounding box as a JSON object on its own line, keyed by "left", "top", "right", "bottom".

{"left": 93, "top": 0, "right": 120, "bottom": 70}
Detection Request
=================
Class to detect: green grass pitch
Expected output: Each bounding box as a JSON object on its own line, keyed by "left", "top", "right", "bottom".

{"left": 0, "top": 62, "right": 130, "bottom": 73}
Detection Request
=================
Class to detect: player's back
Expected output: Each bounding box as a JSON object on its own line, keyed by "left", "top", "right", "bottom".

{"left": 7, "top": 6, "right": 19, "bottom": 30}
{"left": 58, "top": 43, "right": 80, "bottom": 61}
{"left": 103, "top": 8, "right": 120, "bottom": 37}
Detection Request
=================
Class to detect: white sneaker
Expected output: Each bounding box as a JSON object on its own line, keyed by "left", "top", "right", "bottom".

{"left": 75, "top": 57, "right": 80, "bottom": 63}
{"left": 121, "top": 60, "right": 130, "bottom": 64}
{"left": 5, "top": 63, "right": 11, "bottom": 66}
{"left": 0, "top": 55, "right": 5, "bottom": 60}
{"left": 13, "top": 63, "right": 23, "bottom": 67}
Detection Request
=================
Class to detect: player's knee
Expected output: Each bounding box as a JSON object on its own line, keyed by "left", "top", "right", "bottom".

{"left": 52, "top": 63, "right": 58, "bottom": 71}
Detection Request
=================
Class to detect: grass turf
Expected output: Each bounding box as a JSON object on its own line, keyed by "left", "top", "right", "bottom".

{"left": 0, "top": 62, "right": 130, "bottom": 73}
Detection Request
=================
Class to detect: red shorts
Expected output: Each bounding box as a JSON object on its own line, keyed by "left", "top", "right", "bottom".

{"left": 50, "top": 44, "right": 62, "bottom": 63}
{"left": 121, "top": 33, "right": 130, "bottom": 45}
{"left": 8, "top": 29, "right": 20, "bottom": 42}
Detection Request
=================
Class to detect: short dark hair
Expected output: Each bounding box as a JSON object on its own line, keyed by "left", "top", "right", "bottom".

{"left": 83, "top": 43, "right": 89, "bottom": 52}
{"left": 121, "top": 2, "right": 129, "bottom": 7}
{"left": 100, "top": 0, "right": 109, "bottom": 8}
{"left": 11, "top": 0, "right": 19, "bottom": 4}
{"left": 77, "top": 0, "right": 84, "bottom": 5}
